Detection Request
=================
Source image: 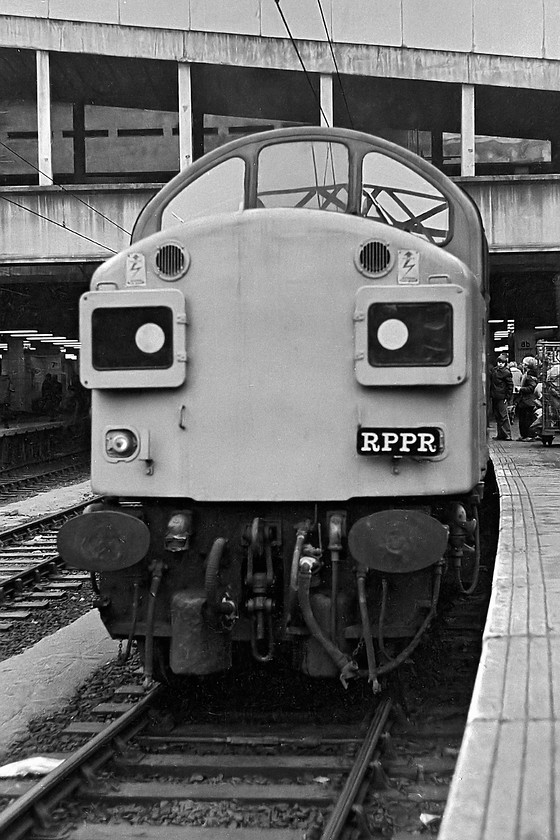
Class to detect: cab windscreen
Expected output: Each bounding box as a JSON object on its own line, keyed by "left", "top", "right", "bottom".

{"left": 368, "top": 302, "right": 452, "bottom": 367}
{"left": 92, "top": 306, "right": 173, "bottom": 370}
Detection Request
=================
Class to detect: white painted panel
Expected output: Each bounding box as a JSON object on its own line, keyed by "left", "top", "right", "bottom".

{"left": 0, "top": 0, "right": 47, "bottom": 15}
{"left": 120, "top": 0, "right": 190, "bottom": 30}
{"left": 332, "top": 0, "right": 402, "bottom": 46}
{"left": 260, "top": 0, "right": 330, "bottom": 41}
{"left": 0, "top": 187, "right": 155, "bottom": 260}
{"left": 461, "top": 179, "right": 560, "bottom": 252}
{"left": 48, "top": 0, "right": 119, "bottom": 24}
{"left": 191, "top": 0, "right": 259, "bottom": 36}
{"left": 474, "top": 0, "right": 543, "bottom": 59}
{"left": 403, "top": 0, "right": 472, "bottom": 52}
{"left": 544, "top": 0, "right": 560, "bottom": 60}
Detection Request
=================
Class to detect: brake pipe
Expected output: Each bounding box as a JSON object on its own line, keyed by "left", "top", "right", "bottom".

{"left": 143, "top": 558, "right": 164, "bottom": 684}
{"left": 205, "top": 537, "right": 231, "bottom": 614}
{"left": 378, "top": 577, "right": 392, "bottom": 663}
{"left": 372, "top": 560, "right": 444, "bottom": 677}
{"left": 287, "top": 519, "right": 311, "bottom": 621}
{"left": 328, "top": 514, "right": 344, "bottom": 643}
{"left": 297, "top": 559, "right": 357, "bottom": 688}
{"left": 356, "top": 571, "right": 380, "bottom": 693}
{"left": 121, "top": 579, "right": 140, "bottom": 663}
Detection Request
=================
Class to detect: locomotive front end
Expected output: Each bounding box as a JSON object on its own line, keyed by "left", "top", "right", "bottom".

{"left": 58, "top": 127, "right": 488, "bottom": 688}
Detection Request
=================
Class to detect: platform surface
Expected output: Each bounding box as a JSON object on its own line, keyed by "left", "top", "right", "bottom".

{"left": 440, "top": 436, "right": 560, "bottom": 840}
{"left": 0, "top": 417, "right": 66, "bottom": 438}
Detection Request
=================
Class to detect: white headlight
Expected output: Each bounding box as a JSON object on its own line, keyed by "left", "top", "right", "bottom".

{"left": 105, "top": 429, "right": 139, "bottom": 459}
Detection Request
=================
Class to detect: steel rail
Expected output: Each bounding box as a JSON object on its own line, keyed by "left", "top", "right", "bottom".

{"left": 320, "top": 696, "right": 392, "bottom": 840}
{"left": 0, "top": 497, "right": 99, "bottom": 544}
{"left": 0, "top": 498, "right": 99, "bottom": 598}
{"left": 0, "top": 683, "right": 163, "bottom": 840}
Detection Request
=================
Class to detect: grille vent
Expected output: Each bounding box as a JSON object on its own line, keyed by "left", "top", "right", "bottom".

{"left": 357, "top": 241, "right": 391, "bottom": 276}
{"left": 155, "top": 243, "right": 188, "bottom": 280}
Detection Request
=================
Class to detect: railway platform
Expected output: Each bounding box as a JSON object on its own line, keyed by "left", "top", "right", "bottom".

{"left": 440, "top": 436, "right": 560, "bottom": 840}
{"left": 0, "top": 416, "right": 88, "bottom": 471}
{"left": 0, "top": 478, "right": 117, "bottom": 762}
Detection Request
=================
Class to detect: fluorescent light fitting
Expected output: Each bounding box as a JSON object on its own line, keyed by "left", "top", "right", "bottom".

{"left": 488, "top": 319, "right": 504, "bottom": 324}
{"left": 534, "top": 325, "right": 558, "bottom": 330}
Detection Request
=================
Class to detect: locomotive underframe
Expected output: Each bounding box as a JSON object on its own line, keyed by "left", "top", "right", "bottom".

{"left": 88, "top": 493, "right": 480, "bottom": 685}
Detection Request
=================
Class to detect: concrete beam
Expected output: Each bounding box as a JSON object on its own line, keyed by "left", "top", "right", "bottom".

{"left": 1, "top": 15, "right": 560, "bottom": 92}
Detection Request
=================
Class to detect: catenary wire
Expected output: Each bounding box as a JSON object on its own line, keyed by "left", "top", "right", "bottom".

{"left": 0, "top": 193, "right": 118, "bottom": 254}
{"left": 273, "top": 0, "right": 331, "bottom": 127}
{"left": 315, "top": 0, "right": 355, "bottom": 129}
{"left": 0, "top": 140, "right": 131, "bottom": 235}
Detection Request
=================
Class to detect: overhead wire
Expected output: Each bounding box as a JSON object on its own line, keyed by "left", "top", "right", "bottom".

{"left": 0, "top": 193, "right": 118, "bottom": 253}
{"left": 273, "top": 0, "right": 331, "bottom": 127}
{"left": 314, "top": 0, "right": 355, "bottom": 129}
{"left": 0, "top": 139, "right": 131, "bottom": 235}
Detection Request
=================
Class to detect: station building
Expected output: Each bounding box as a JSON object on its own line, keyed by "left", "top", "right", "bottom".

{"left": 1, "top": 0, "right": 560, "bottom": 409}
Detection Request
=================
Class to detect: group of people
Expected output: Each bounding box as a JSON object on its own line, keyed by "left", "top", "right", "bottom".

{"left": 490, "top": 354, "right": 541, "bottom": 441}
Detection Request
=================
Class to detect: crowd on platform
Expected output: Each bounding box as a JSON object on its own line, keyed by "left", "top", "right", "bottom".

{"left": 490, "top": 353, "right": 560, "bottom": 441}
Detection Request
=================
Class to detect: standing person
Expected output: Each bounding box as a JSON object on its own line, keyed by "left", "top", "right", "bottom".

{"left": 508, "top": 360, "right": 523, "bottom": 395}
{"left": 516, "top": 356, "right": 539, "bottom": 441}
{"left": 490, "top": 354, "right": 513, "bottom": 440}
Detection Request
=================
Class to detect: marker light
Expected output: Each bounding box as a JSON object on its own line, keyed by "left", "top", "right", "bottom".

{"left": 105, "top": 429, "right": 139, "bottom": 459}
{"left": 135, "top": 322, "right": 166, "bottom": 354}
{"left": 377, "top": 319, "right": 409, "bottom": 351}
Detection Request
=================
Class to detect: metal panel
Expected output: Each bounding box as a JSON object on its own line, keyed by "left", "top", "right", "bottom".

{"left": 474, "top": 0, "right": 544, "bottom": 59}
{"left": 544, "top": 0, "right": 560, "bottom": 60}
{"left": 191, "top": 0, "right": 260, "bottom": 36}
{"left": 332, "top": 0, "right": 402, "bottom": 46}
{"left": 49, "top": 0, "right": 119, "bottom": 24}
{"left": 403, "top": 0, "right": 472, "bottom": 53}
{"left": 119, "top": 0, "right": 190, "bottom": 30}
{"left": 0, "top": 0, "right": 47, "bottom": 16}
{"left": 260, "top": 0, "right": 330, "bottom": 41}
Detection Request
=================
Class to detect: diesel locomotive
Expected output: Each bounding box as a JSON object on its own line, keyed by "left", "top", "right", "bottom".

{"left": 58, "top": 126, "right": 489, "bottom": 690}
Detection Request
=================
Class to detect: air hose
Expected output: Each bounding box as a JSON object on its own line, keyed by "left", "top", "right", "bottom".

{"left": 298, "top": 561, "right": 357, "bottom": 688}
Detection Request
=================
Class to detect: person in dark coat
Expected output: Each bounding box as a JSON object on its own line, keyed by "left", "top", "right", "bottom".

{"left": 490, "top": 354, "right": 513, "bottom": 440}
{"left": 516, "top": 356, "right": 539, "bottom": 440}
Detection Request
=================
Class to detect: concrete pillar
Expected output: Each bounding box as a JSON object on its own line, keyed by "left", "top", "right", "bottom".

{"left": 320, "top": 74, "right": 333, "bottom": 127}
{"left": 5, "top": 340, "right": 28, "bottom": 412}
{"left": 461, "top": 84, "right": 475, "bottom": 177}
{"left": 178, "top": 62, "right": 193, "bottom": 170}
{"left": 36, "top": 50, "right": 53, "bottom": 185}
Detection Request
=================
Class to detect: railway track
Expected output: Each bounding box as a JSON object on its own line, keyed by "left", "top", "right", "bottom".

{"left": 0, "top": 676, "right": 394, "bottom": 840}
{"left": 0, "top": 498, "right": 97, "bottom": 635}
{"left": 0, "top": 579, "right": 488, "bottom": 840}
{"left": 0, "top": 451, "right": 89, "bottom": 503}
